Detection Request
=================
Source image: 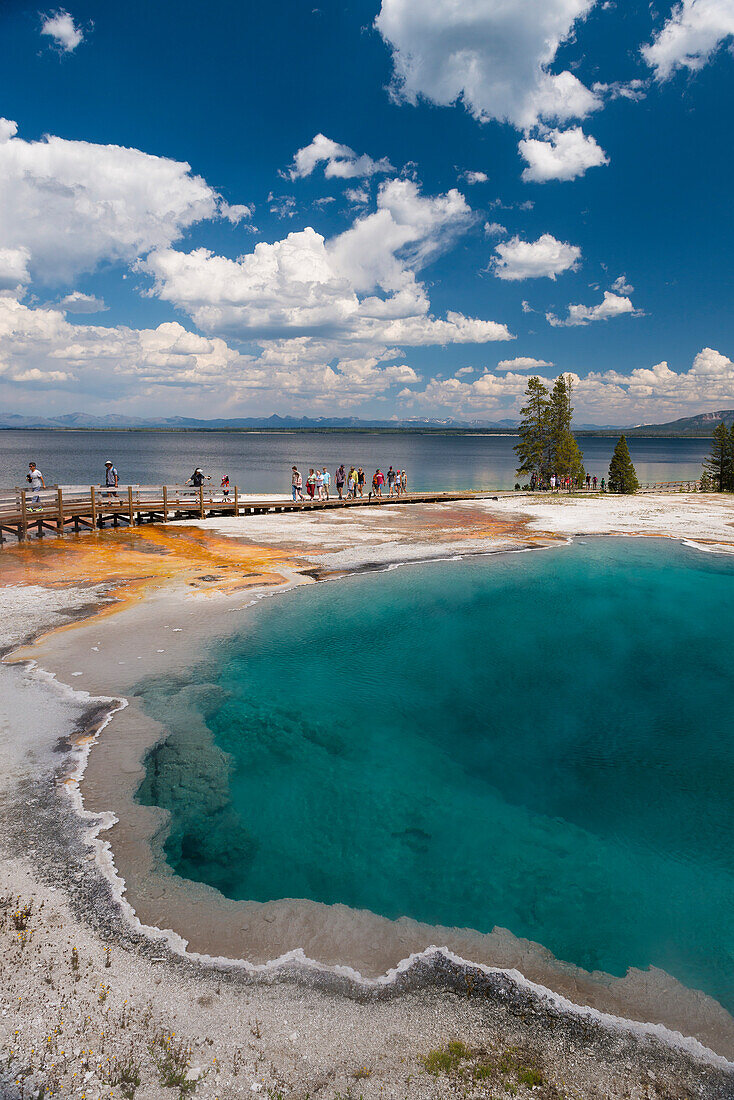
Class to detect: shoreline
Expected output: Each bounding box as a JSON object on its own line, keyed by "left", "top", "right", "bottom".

{"left": 3, "top": 495, "right": 734, "bottom": 1098}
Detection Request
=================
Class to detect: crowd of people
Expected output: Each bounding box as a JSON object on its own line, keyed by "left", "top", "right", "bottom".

{"left": 529, "top": 472, "right": 604, "bottom": 492}
{"left": 22, "top": 456, "right": 615, "bottom": 504}
{"left": 20, "top": 460, "right": 409, "bottom": 508}
{"left": 290, "top": 464, "right": 408, "bottom": 501}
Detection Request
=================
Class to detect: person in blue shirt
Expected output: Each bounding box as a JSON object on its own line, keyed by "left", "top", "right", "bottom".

{"left": 104, "top": 460, "right": 119, "bottom": 500}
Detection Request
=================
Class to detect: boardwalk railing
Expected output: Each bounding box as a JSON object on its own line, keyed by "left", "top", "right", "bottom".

{"left": 636, "top": 480, "right": 701, "bottom": 493}
{"left": 0, "top": 483, "right": 248, "bottom": 542}
{"left": 0, "top": 478, "right": 707, "bottom": 543}
{"left": 0, "top": 484, "right": 501, "bottom": 543}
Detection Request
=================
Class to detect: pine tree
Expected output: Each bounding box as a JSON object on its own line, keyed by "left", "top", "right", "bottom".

{"left": 703, "top": 422, "right": 732, "bottom": 490}
{"left": 515, "top": 376, "right": 549, "bottom": 481}
{"left": 547, "top": 375, "right": 584, "bottom": 481}
{"left": 608, "top": 435, "right": 639, "bottom": 493}
{"left": 555, "top": 429, "right": 586, "bottom": 481}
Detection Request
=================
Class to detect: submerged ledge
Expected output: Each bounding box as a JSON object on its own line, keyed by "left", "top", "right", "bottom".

{"left": 3, "top": 496, "right": 734, "bottom": 1097}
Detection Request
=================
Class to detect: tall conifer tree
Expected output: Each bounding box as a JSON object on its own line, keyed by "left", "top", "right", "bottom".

{"left": 515, "top": 376, "right": 549, "bottom": 480}
{"left": 608, "top": 435, "right": 639, "bottom": 493}
{"left": 547, "top": 374, "right": 584, "bottom": 480}
{"left": 703, "top": 422, "right": 732, "bottom": 491}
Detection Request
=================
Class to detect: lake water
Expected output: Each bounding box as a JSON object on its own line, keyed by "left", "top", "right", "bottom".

{"left": 0, "top": 429, "right": 710, "bottom": 493}
{"left": 135, "top": 539, "right": 734, "bottom": 1012}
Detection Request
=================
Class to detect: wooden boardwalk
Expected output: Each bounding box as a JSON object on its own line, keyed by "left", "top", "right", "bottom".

{"left": 0, "top": 479, "right": 704, "bottom": 543}
{"left": 0, "top": 484, "right": 504, "bottom": 543}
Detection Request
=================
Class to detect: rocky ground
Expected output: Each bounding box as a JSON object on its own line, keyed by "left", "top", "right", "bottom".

{"left": 2, "top": 494, "right": 734, "bottom": 1100}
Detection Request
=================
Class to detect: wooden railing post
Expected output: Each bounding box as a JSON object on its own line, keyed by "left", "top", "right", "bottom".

{"left": 162, "top": 485, "right": 168, "bottom": 522}
{"left": 20, "top": 489, "right": 28, "bottom": 540}
{"left": 234, "top": 485, "right": 239, "bottom": 516}
{"left": 57, "top": 487, "right": 64, "bottom": 535}
{"left": 199, "top": 484, "right": 205, "bottom": 518}
{"left": 127, "top": 485, "right": 135, "bottom": 527}
{"left": 90, "top": 486, "right": 97, "bottom": 529}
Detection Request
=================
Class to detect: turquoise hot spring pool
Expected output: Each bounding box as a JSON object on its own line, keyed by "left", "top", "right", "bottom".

{"left": 135, "top": 538, "right": 734, "bottom": 1012}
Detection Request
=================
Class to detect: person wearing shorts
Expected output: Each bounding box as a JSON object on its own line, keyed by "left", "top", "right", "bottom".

{"left": 27, "top": 462, "right": 45, "bottom": 510}
{"left": 357, "top": 467, "right": 365, "bottom": 497}
{"left": 336, "top": 465, "right": 346, "bottom": 499}
{"left": 322, "top": 467, "right": 330, "bottom": 499}
{"left": 104, "top": 460, "right": 119, "bottom": 501}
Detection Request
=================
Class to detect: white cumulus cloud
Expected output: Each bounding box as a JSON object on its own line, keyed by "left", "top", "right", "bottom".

{"left": 496, "top": 356, "right": 554, "bottom": 371}
{"left": 144, "top": 179, "right": 511, "bottom": 349}
{"left": 0, "top": 120, "right": 247, "bottom": 283}
{"left": 611, "top": 274, "right": 634, "bottom": 294}
{"left": 492, "top": 234, "right": 581, "bottom": 281}
{"left": 461, "top": 170, "right": 489, "bottom": 184}
{"left": 519, "top": 126, "right": 609, "bottom": 182}
{"left": 41, "top": 10, "right": 84, "bottom": 52}
{"left": 0, "top": 247, "right": 31, "bottom": 291}
{"left": 345, "top": 186, "right": 370, "bottom": 205}
{"left": 375, "top": 0, "right": 600, "bottom": 130}
{"left": 642, "top": 0, "right": 734, "bottom": 80}
{"left": 0, "top": 297, "right": 443, "bottom": 412}
{"left": 546, "top": 290, "right": 639, "bottom": 326}
{"left": 288, "top": 134, "right": 394, "bottom": 180}
{"left": 57, "top": 291, "right": 108, "bottom": 313}
{"left": 396, "top": 347, "right": 734, "bottom": 420}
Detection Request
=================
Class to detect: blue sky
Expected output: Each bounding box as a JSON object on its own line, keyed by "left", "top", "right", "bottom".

{"left": 1, "top": 0, "right": 733, "bottom": 423}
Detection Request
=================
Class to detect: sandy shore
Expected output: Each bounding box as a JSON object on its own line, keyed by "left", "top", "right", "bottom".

{"left": 2, "top": 493, "right": 734, "bottom": 1099}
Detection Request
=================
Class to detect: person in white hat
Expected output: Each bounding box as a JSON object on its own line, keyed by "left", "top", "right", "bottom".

{"left": 188, "top": 467, "right": 210, "bottom": 487}
{"left": 104, "top": 459, "right": 119, "bottom": 500}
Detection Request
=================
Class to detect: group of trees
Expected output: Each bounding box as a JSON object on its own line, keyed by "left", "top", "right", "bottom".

{"left": 702, "top": 421, "right": 734, "bottom": 491}
{"left": 515, "top": 374, "right": 640, "bottom": 492}
{"left": 514, "top": 374, "right": 585, "bottom": 484}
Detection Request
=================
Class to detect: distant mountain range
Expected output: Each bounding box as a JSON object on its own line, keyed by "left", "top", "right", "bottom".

{"left": 0, "top": 412, "right": 523, "bottom": 431}
{"left": 0, "top": 409, "right": 730, "bottom": 435}
{"left": 0, "top": 411, "right": 617, "bottom": 432}
{"left": 626, "top": 410, "right": 734, "bottom": 436}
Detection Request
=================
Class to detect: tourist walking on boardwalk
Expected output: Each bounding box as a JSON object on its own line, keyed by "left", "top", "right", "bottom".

{"left": 188, "top": 467, "right": 210, "bottom": 487}
{"left": 592, "top": 475, "right": 597, "bottom": 490}
{"left": 291, "top": 465, "right": 303, "bottom": 501}
{"left": 372, "top": 468, "right": 384, "bottom": 497}
{"left": 220, "top": 475, "right": 230, "bottom": 499}
{"left": 336, "top": 464, "right": 346, "bottom": 499}
{"left": 315, "top": 467, "right": 325, "bottom": 500}
{"left": 347, "top": 466, "right": 358, "bottom": 497}
{"left": 103, "top": 459, "right": 119, "bottom": 500}
{"left": 26, "top": 462, "right": 45, "bottom": 511}
{"left": 357, "top": 467, "right": 365, "bottom": 496}
{"left": 387, "top": 466, "right": 396, "bottom": 495}
{"left": 394, "top": 469, "right": 402, "bottom": 497}
{"left": 586, "top": 473, "right": 591, "bottom": 490}
{"left": 401, "top": 469, "right": 407, "bottom": 493}
{"left": 306, "top": 468, "right": 316, "bottom": 498}
{"left": 322, "top": 467, "right": 330, "bottom": 499}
